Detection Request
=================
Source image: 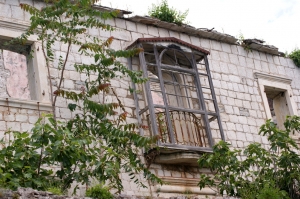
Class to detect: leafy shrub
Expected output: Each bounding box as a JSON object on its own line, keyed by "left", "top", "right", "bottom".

{"left": 198, "top": 115, "right": 300, "bottom": 199}
{"left": 47, "top": 187, "right": 64, "bottom": 196}
{"left": 289, "top": 48, "right": 300, "bottom": 67}
{"left": 148, "top": 0, "right": 188, "bottom": 25}
{"left": 0, "top": 128, "right": 53, "bottom": 190}
{"left": 86, "top": 184, "right": 113, "bottom": 199}
{"left": 256, "top": 181, "right": 289, "bottom": 199}
{"left": 0, "top": 0, "right": 162, "bottom": 193}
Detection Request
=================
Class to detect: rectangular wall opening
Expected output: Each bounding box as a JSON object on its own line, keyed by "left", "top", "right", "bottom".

{"left": 265, "top": 86, "right": 290, "bottom": 129}
{"left": 0, "top": 39, "right": 36, "bottom": 100}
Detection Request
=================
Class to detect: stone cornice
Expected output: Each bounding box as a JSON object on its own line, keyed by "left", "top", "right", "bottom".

{"left": 0, "top": 17, "right": 31, "bottom": 32}
{"left": 0, "top": 98, "right": 52, "bottom": 112}
{"left": 254, "top": 72, "right": 292, "bottom": 85}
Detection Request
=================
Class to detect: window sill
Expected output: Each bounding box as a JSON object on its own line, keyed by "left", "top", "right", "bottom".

{"left": 154, "top": 151, "right": 202, "bottom": 166}
{"left": 155, "top": 177, "right": 216, "bottom": 195}
{"left": 145, "top": 146, "right": 212, "bottom": 166}
{"left": 0, "top": 98, "right": 52, "bottom": 112}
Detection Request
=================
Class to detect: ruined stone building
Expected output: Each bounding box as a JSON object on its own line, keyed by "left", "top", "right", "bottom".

{"left": 0, "top": 0, "right": 299, "bottom": 198}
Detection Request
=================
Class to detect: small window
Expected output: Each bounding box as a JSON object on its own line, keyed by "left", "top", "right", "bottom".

{"left": 0, "top": 40, "right": 32, "bottom": 100}
{"left": 265, "top": 87, "right": 290, "bottom": 129}
{"left": 255, "top": 72, "right": 298, "bottom": 129}
{"left": 0, "top": 34, "right": 50, "bottom": 105}
{"left": 128, "top": 38, "right": 225, "bottom": 151}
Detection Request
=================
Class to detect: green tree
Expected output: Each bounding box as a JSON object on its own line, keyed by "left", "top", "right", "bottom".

{"left": 0, "top": 0, "right": 161, "bottom": 193}
{"left": 198, "top": 116, "right": 300, "bottom": 199}
{"left": 148, "top": 0, "right": 189, "bottom": 25}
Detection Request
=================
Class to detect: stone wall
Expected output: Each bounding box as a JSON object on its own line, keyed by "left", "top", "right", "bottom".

{"left": 0, "top": 187, "right": 226, "bottom": 199}
{"left": 207, "top": 41, "right": 300, "bottom": 148}
{"left": 0, "top": 0, "right": 300, "bottom": 198}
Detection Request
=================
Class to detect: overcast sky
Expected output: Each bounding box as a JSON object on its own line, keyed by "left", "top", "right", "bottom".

{"left": 100, "top": 0, "right": 300, "bottom": 53}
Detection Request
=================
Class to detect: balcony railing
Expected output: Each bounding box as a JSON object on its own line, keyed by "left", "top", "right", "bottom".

{"left": 147, "top": 110, "right": 209, "bottom": 148}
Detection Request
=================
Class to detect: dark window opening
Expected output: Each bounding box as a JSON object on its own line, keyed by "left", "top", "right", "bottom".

{"left": 265, "top": 86, "right": 290, "bottom": 130}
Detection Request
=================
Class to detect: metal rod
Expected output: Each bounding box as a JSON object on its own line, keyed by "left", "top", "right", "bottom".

{"left": 192, "top": 53, "right": 214, "bottom": 147}
{"left": 204, "top": 55, "right": 225, "bottom": 141}
{"left": 151, "top": 62, "right": 208, "bottom": 76}
{"left": 182, "top": 73, "right": 191, "bottom": 109}
{"left": 127, "top": 57, "right": 144, "bottom": 136}
{"left": 138, "top": 43, "right": 159, "bottom": 139}
{"left": 152, "top": 104, "right": 219, "bottom": 116}
{"left": 160, "top": 63, "right": 195, "bottom": 74}
{"left": 139, "top": 106, "right": 149, "bottom": 115}
{"left": 158, "top": 143, "right": 213, "bottom": 152}
{"left": 171, "top": 72, "right": 180, "bottom": 107}
{"left": 156, "top": 46, "right": 176, "bottom": 144}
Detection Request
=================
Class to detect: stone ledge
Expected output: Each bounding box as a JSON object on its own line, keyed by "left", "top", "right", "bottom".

{"left": 155, "top": 183, "right": 216, "bottom": 195}
{"left": 0, "top": 17, "right": 31, "bottom": 32}
{"left": 254, "top": 72, "right": 292, "bottom": 85}
{"left": 243, "top": 39, "right": 281, "bottom": 56}
{"left": 0, "top": 98, "right": 52, "bottom": 112}
{"left": 1, "top": 188, "right": 209, "bottom": 199}
{"left": 154, "top": 152, "right": 202, "bottom": 166}
{"left": 0, "top": 187, "right": 88, "bottom": 199}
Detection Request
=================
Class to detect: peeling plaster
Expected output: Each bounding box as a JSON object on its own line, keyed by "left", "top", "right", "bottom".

{"left": 2, "top": 50, "right": 30, "bottom": 100}
{"left": 0, "top": 50, "right": 10, "bottom": 98}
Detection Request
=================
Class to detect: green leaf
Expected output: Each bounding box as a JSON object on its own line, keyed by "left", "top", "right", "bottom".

{"left": 1, "top": 0, "right": 159, "bottom": 193}
{"left": 68, "top": 103, "right": 77, "bottom": 112}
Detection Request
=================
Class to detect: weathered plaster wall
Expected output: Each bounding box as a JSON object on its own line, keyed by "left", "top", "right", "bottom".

{"left": 0, "top": 0, "right": 300, "bottom": 198}
{"left": 3, "top": 50, "right": 31, "bottom": 99}
{"left": 0, "top": 49, "right": 10, "bottom": 98}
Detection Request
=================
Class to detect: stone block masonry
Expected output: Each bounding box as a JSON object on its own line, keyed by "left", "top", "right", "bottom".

{"left": 0, "top": 187, "right": 210, "bottom": 199}
{"left": 0, "top": 0, "right": 299, "bottom": 198}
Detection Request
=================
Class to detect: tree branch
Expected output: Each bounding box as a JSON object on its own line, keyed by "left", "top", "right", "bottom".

{"left": 53, "top": 38, "right": 72, "bottom": 106}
